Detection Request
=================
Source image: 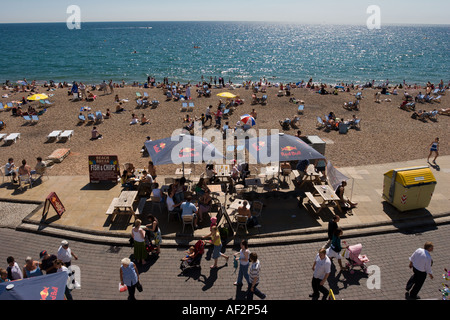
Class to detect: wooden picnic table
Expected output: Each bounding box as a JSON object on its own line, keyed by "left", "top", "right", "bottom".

{"left": 115, "top": 191, "right": 139, "bottom": 212}
{"left": 175, "top": 168, "right": 191, "bottom": 176}
{"left": 313, "top": 184, "right": 342, "bottom": 213}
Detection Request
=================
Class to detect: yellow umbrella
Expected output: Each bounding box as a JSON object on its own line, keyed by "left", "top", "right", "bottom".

{"left": 216, "top": 92, "right": 237, "bottom": 99}
{"left": 27, "top": 94, "right": 49, "bottom": 101}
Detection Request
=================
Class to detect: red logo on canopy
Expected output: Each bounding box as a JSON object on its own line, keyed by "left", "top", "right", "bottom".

{"left": 252, "top": 141, "right": 266, "bottom": 151}
{"left": 153, "top": 143, "right": 166, "bottom": 153}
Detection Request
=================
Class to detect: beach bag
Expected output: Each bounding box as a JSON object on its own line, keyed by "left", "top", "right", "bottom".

{"left": 119, "top": 283, "right": 128, "bottom": 292}
{"left": 136, "top": 281, "right": 143, "bottom": 292}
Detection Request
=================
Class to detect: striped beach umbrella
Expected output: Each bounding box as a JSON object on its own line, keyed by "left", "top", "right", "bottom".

{"left": 240, "top": 114, "right": 256, "bottom": 127}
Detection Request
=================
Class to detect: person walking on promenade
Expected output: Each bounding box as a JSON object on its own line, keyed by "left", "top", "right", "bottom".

{"left": 427, "top": 137, "right": 439, "bottom": 164}
{"left": 246, "top": 252, "right": 266, "bottom": 300}
{"left": 310, "top": 248, "right": 331, "bottom": 300}
{"left": 406, "top": 242, "right": 434, "bottom": 300}
{"left": 57, "top": 240, "right": 78, "bottom": 267}
{"left": 120, "top": 258, "right": 140, "bottom": 300}
{"left": 202, "top": 226, "right": 229, "bottom": 269}
{"left": 233, "top": 240, "right": 251, "bottom": 287}
{"left": 326, "top": 228, "right": 348, "bottom": 271}
{"left": 324, "top": 214, "right": 340, "bottom": 248}
{"left": 131, "top": 219, "right": 148, "bottom": 264}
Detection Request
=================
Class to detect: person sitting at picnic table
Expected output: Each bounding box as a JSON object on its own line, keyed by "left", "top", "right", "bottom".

{"left": 194, "top": 177, "right": 209, "bottom": 196}
{"left": 147, "top": 161, "right": 157, "bottom": 180}
{"left": 138, "top": 170, "right": 153, "bottom": 196}
{"left": 198, "top": 189, "right": 212, "bottom": 223}
{"left": 237, "top": 200, "right": 260, "bottom": 229}
{"left": 120, "top": 170, "right": 135, "bottom": 190}
{"left": 5, "top": 158, "right": 18, "bottom": 183}
{"left": 230, "top": 160, "right": 240, "bottom": 182}
{"left": 295, "top": 159, "right": 310, "bottom": 182}
{"left": 335, "top": 180, "right": 357, "bottom": 209}
{"left": 151, "top": 183, "right": 165, "bottom": 202}
{"left": 166, "top": 187, "right": 182, "bottom": 219}
{"left": 205, "top": 164, "right": 217, "bottom": 184}
{"left": 181, "top": 196, "right": 199, "bottom": 229}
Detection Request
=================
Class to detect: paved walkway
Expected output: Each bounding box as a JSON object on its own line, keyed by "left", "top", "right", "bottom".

{"left": 0, "top": 156, "right": 449, "bottom": 246}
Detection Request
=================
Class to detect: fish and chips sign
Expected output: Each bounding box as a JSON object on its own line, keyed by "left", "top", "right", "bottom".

{"left": 89, "top": 155, "right": 120, "bottom": 183}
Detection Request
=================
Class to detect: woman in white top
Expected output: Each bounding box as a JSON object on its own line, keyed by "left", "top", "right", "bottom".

{"left": 234, "top": 240, "right": 250, "bottom": 286}
{"left": 131, "top": 219, "right": 148, "bottom": 264}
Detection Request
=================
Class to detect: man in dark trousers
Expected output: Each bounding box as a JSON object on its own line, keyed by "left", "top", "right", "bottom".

{"left": 406, "top": 242, "right": 434, "bottom": 299}
{"left": 325, "top": 215, "right": 340, "bottom": 248}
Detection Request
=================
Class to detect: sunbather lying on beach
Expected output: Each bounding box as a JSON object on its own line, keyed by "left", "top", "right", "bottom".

{"left": 438, "top": 108, "right": 450, "bottom": 116}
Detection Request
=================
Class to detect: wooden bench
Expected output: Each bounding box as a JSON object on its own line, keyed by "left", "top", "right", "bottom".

{"left": 304, "top": 192, "right": 322, "bottom": 213}
{"left": 106, "top": 198, "right": 119, "bottom": 215}
{"left": 135, "top": 197, "right": 147, "bottom": 216}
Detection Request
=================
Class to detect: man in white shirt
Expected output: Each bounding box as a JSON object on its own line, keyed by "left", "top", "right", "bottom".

{"left": 406, "top": 242, "right": 434, "bottom": 299}
{"left": 57, "top": 240, "right": 78, "bottom": 267}
{"left": 310, "top": 248, "right": 331, "bottom": 300}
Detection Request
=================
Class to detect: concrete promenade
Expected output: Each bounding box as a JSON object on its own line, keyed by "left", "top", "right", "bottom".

{"left": 0, "top": 156, "right": 448, "bottom": 247}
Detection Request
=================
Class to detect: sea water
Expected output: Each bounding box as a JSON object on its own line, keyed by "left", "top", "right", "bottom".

{"left": 0, "top": 21, "right": 448, "bottom": 85}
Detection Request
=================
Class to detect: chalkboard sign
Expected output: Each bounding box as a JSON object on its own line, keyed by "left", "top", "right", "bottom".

{"left": 43, "top": 192, "right": 65, "bottom": 217}
{"left": 88, "top": 155, "right": 120, "bottom": 183}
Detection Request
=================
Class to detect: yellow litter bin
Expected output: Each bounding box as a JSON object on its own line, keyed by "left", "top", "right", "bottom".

{"left": 382, "top": 166, "right": 437, "bottom": 212}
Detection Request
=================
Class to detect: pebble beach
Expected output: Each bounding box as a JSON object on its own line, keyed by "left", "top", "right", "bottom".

{"left": 1, "top": 82, "right": 448, "bottom": 177}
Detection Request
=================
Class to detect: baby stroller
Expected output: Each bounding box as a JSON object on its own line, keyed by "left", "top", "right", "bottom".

{"left": 180, "top": 240, "right": 205, "bottom": 271}
{"left": 343, "top": 243, "right": 369, "bottom": 274}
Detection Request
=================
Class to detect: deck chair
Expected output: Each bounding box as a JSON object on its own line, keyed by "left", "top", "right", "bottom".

{"left": 44, "top": 99, "right": 53, "bottom": 106}
{"left": 143, "top": 92, "right": 149, "bottom": 98}
{"left": 47, "top": 130, "right": 62, "bottom": 141}
{"left": 297, "top": 105, "right": 304, "bottom": 114}
{"left": 0, "top": 102, "right": 4, "bottom": 111}
{"left": 181, "top": 102, "right": 188, "bottom": 112}
{"left": 31, "top": 115, "right": 39, "bottom": 123}
{"left": 261, "top": 95, "right": 268, "bottom": 105}
{"left": 188, "top": 102, "right": 195, "bottom": 111}
{"left": 432, "top": 95, "right": 441, "bottom": 103}
{"left": 6, "top": 102, "right": 13, "bottom": 109}
{"left": 23, "top": 115, "right": 32, "bottom": 123}
{"left": 135, "top": 92, "right": 142, "bottom": 99}
{"left": 0, "top": 165, "right": 13, "bottom": 184}
{"left": 18, "top": 174, "right": 32, "bottom": 190}
{"left": 235, "top": 215, "right": 248, "bottom": 233}
{"left": 39, "top": 100, "right": 47, "bottom": 108}
{"left": 355, "top": 92, "right": 362, "bottom": 100}
{"left": 350, "top": 119, "right": 361, "bottom": 130}
{"left": 151, "top": 100, "right": 159, "bottom": 108}
{"left": 78, "top": 114, "right": 86, "bottom": 123}
{"left": 87, "top": 113, "right": 96, "bottom": 122}
{"left": 428, "top": 110, "right": 438, "bottom": 121}
{"left": 182, "top": 215, "right": 195, "bottom": 234}
{"left": 60, "top": 130, "right": 74, "bottom": 141}
{"left": 95, "top": 111, "right": 104, "bottom": 122}
{"left": 136, "top": 99, "right": 143, "bottom": 108}
{"left": 316, "top": 117, "right": 326, "bottom": 129}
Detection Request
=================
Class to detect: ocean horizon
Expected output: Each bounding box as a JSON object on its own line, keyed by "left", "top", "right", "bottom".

{"left": 1, "top": 21, "right": 448, "bottom": 85}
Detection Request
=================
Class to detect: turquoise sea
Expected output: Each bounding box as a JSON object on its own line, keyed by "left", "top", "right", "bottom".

{"left": 0, "top": 21, "right": 448, "bottom": 85}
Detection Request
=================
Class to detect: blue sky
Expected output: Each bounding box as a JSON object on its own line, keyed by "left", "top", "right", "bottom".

{"left": 0, "top": 0, "right": 449, "bottom": 25}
